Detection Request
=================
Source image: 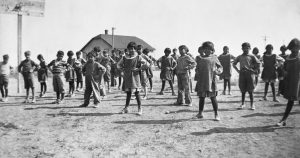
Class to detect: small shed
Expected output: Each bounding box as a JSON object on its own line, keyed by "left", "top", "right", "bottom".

{"left": 81, "top": 31, "right": 155, "bottom": 57}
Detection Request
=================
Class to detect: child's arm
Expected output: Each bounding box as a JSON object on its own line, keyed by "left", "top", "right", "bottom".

{"left": 186, "top": 56, "right": 196, "bottom": 70}
{"left": 215, "top": 57, "right": 223, "bottom": 75}
{"left": 156, "top": 57, "right": 162, "bottom": 69}
{"left": 116, "top": 57, "right": 124, "bottom": 70}
{"left": 109, "top": 56, "right": 116, "bottom": 64}
{"left": 171, "top": 57, "right": 177, "bottom": 70}
{"left": 232, "top": 56, "right": 240, "bottom": 73}
{"left": 17, "top": 61, "right": 23, "bottom": 73}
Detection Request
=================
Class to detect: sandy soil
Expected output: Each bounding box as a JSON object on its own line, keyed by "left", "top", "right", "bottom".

{"left": 0, "top": 72, "right": 300, "bottom": 158}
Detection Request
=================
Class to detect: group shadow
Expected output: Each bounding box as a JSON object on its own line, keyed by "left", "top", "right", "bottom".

{"left": 114, "top": 118, "right": 193, "bottom": 125}
{"left": 191, "top": 125, "right": 296, "bottom": 136}
{"left": 242, "top": 111, "right": 300, "bottom": 118}
{"left": 47, "top": 112, "right": 115, "bottom": 117}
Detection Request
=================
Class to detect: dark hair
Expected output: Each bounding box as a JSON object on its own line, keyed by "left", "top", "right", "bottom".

{"left": 202, "top": 41, "right": 215, "bottom": 52}
{"left": 76, "top": 51, "right": 82, "bottom": 55}
{"left": 173, "top": 48, "right": 177, "bottom": 52}
{"left": 143, "top": 48, "right": 150, "bottom": 54}
{"left": 3, "top": 54, "right": 9, "bottom": 59}
{"left": 57, "top": 50, "right": 64, "bottom": 56}
{"left": 93, "top": 46, "right": 101, "bottom": 52}
{"left": 67, "top": 50, "right": 74, "bottom": 56}
{"left": 223, "top": 46, "right": 229, "bottom": 50}
{"left": 242, "top": 42, "right": 251, "bottom": 48}
{"left": 265, "top": 44, "right": 273, "bottom": 50}
{"left": 178, "top": 45, "right": 189, "bottom": 52}
{"left": 164, "top": 48, "right": 171, "bottom": 54}
{"left": 24, "top": 51, "right": 31, "bottom": 56}
{"left": 127, "top": 42, "right": 137, "bottom": 50}
{"left": 137, "top": 45, "right": 143, "bottom": 50}
{"left": 87, "top": 51, "right": 95, "bottom": 57}
{"left": 287, "top": 38, "right": 300, "bottom": 50}
{"left": 253, "top": 47, "right": 259, "bottom": 53}
{"left": 37, "top": 54, "right": 44, "bottom": 60}
{"left": 103, "top": 50, "right": 108, "bottom": 54}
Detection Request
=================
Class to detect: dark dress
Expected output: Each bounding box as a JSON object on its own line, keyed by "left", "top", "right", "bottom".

{"left": 282, "top": 54, "right": 300, "bottom": 101}
{"left": 261, "top": 54, "right": 278, "bottom": 82}
{"left": 120, "top": 55, "right": 143, "bottom": 91}
{"left": 74, "top": 58, "right": 86, "bottom": 82}
{"left": 38, "top": 60, "right": 48, "bottom": 82}
{"left": 99, "top": 56, "right": 113, "bottom": 82}
{"left": 218, "top": 54, "right": 235, "bottom": 80}
{"left": 159, "top": 56, "right": 176, "bottom": 80}
{"left": 65, "top": 58, "right": 76, "bottom": 82}
{"left": 195, "top": 55, "right": 222, "bottom": 97}
{"left": 277, "top": 54, "right": 288, "bottom": 80}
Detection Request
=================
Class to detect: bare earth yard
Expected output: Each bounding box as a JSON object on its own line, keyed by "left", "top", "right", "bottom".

{"left": 0, "top": 72, "right": 300, "bottom": 158}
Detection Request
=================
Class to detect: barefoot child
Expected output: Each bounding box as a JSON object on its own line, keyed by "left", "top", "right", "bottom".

{"left": 143, "top": 48, "right": 156, "bottom": 92}
{"left": 37, "top": 54, "right": 48, "bottom": 97}
{"left": 157, "top": 48, "right": 177, "bottom": 95}
{"left": 171, "top": 48, "right": 180, "bottom": 83}
{"left": 47, "top": 51, "right": 69, "bottom": 104}
{"left": 66, "top": 51, "right": 77, "bottom": 97}
{"left": 233, "top": 43, "right": 260, "bottom": 110}
{"left": 261, "top": 44, "right": 284, "bottom": 102}
{"left": 0, "top": 54, "right": 12, "bottom": 102}
{"left": 137, "top": 45, "right": 152, "bottom": 99}
{"left": 110, "top": 49, "right": 119, "bottom": 87}
{"left": 99, "top": 50, "right": 116, "bottom": 93}
{"left": 117, "top": 42, "right": 146, "bottom": 115}
{"left": 79, "top": 51, "right": 106, "bottom": 108}
{"left": 18, "top": 51, "right": 39, "bottom": 103}
{"left": 218, "top": 46, "right": 235, "bottom": 95}
{"left": 277, "top": 38, "right": 300, "bottom": 126}
{"left": 194, "top": 41, "right": 223, "bottom": 121}
{"left": 74, "top": 51, "right": 86, "bottom": 92}
{"left": 252, "top": 47, "right": 261, "bottom": 87}
{"left": 174, "top": 45, "right": 196, "bottom": 106}
{"left": 277, "top": 45, "right": 288, "bottom": 96}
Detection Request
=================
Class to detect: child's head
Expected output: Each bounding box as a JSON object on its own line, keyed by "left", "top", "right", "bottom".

{"left": 178, "top": 45, "right": 188, "bottom": 56}
{"left": 242, "top": 42, "right": 251, "bottom": 54}
{"left": 202, "top": 41, "right": 215, "bottom": 56}
{"left": 252, "top": 47, "right": 259, "bottom": 55}
{"left": 102, "top": 51, "right": 108, "bottom": 57}
{"left": 280, "top": 45, "right": 287, "bottom": 53}
{"left": 3, "top": 54, "right": 9, "bottom": 63}
{"left": 56, "top": 50, "right": 64, "bottom": 60}
{"left": 37, "top": 54, "right": 44, "bottom": 61}
{"left": 137, "top": 45, "right": 143, "bottom": 54}
{"left": 24, "top": 51, "right": 31, "bottom": 59}
{"left": 173, "top": 48, "right": 177, "bottom": 54}
{"left": 223, "top": 46, "right": 229, "bottom": 54}
{"left": 111, "top": 49, "right": 116, "bottom": 56}
{"left": 198, "top": 46, "right": 204, "bottom": 56}
{"left": 67, "top": 51, "right": 74, "bottom": 57}
{"left": 76, "top": 51, "right": 82, "bottom": 57}
{"left": 287, "top": 38, "right": 300, "bottom": 53}
{"left": 127, "top": 42, "right": 137, "bottom": 57}
{"left": 265, "top": 44, "right": 273, "bottom": 54}
{"left": 87, "top": 51, "right": 95, "bottom": 62}
{"left": 143, "top": 48, "right": 150, "bottom": 55}
{"left": 164, "top": 48, "right": 171, "bottom": 56}
{"left": 93, "top": 47, "right": 101, "bottom": 52}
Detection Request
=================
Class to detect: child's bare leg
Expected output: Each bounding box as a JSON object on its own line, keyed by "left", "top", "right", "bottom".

{"left": 279, "top": 100, "right": 294, "bottom": 125}
{"left": 228, "top": 79, "right": 231, "bottom": 95}
{"left": 168, "top": 80, "right": 176, "bottom": 95}
{"left": 159, "top": 80, "right": 166, "bottom": 94}
{"left": 190, "top": 79, "right": 193, "bottom": 93}
{"left": 4, "top": 87, "right": 8, "bottom": 98}
{"left": 238, "top": 92, "right": 246, "bottom": 109}
{"left": 149, "top": 78, "right": 153, "bottom": 91}
{"left": 0, "top": 85, "right": 4, "bottom": 98}
{"left": 263, "top": 82, "right": 269, "bottom": 100}
{"left": 271, "top": 82, "right": 278, "bottom": 102}
{"left": 135, "top": 91, "right": 142, "bottom": 115}
{"left": 195, "top": 97, "right": 205, "bottom": 118}
{"left": 211, "top": 96, "right": 220, "bottom": 120}
{"left": 223, "top": 79, "right": 227, "bottom": 95}
{"left": 249, "top": 91, "right": 254, "bottom": 110}
{"left": 143, "top": 86, "right": 148, "bottom": 99}
{"left": 31, "top": 87, "right": 35, "bottom": 100}
{"left": 107, "top": 81, "right": 111, "bottom": 92}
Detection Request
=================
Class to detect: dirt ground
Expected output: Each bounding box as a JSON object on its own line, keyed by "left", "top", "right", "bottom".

{"left": 0, "top": 71, "right": 300, "bottom": 158}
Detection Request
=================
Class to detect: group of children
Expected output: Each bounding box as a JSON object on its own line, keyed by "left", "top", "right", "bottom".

{"left": 0, "top": 38, "right": 299, "bottom": 126}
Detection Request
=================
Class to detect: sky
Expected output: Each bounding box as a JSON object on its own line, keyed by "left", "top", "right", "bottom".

{"left": 0, "top": 0, "right": 300, "bottom": 66}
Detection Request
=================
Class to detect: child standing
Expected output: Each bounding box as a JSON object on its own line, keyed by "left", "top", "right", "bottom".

{"left": 277, "top": 38, "right": 300, "bottom": 126}
{"left": 233, "top": 43, "right": 260, "bottom": 110}
{"left": 117, "top": 50, "right": 125, "bottom": 90}
{"left": 261, "top": 44, "right": 284, "bottom": 102}
{"left": 174, "top": 45, "right": 196, "bottom": 106}
{"left": 48, "top": 51, "right": 69, "bottom": 104}
{"left": 0, "top": 54, "right": 11, "bottom": 102}
{"left": 277, "top": 45, "right": 288, "bottom": 96}
{"left": 79, "top": 51, "right": 106, "bottom": 108}
{"left": 37, "top": 54, "right": 48, "bottom": 97}
{"left": 157, "top": 48, "right": 177, "bottom": 95}
{"left": 18, "top": 51, "right": 39, "bottom": 103}
{"left": 99, "top": 50, "right": 116, "bottom": 93}
{"left": 252, "top": 47, "right": 261, "bottom": 87}
{"left": 137, "top": 45, "right": 152, "bottom": 99}
{"left": 171, "top": 48, "right": 179, "bottom": 83}
{"left": 110, "top": 49, "right": 119, "bottom": 87}
{"left": 74, "top": 51, "right": 86, "bottom": 92}
{"left": 194, "top": 41, "right": 223, "bottom": 121}
{"left": 65, "top": 51, "right": 77, "bottom": 97}
{"left": 117, "top": 42, "right": 146, "bottom": 115}
{"left": 218, "top": 46, "right": 235, "bottom": 95}
{"left": 143, "top": 48, "right": 156, "bottom": 92}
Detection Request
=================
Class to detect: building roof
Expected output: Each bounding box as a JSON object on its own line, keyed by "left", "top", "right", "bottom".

{"left": 81, "top": 34, "right": 155, "bottom": 53}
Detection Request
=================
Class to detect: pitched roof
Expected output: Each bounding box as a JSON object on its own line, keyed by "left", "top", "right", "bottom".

{"left": 81, "top": 34, "right": 155, "bottom": 52}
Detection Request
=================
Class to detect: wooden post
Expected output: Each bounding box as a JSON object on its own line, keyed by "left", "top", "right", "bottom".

{"left": 17, "top": 13, "right": 22, "bottom": 93}
{"left": 112, "top": 27, "right": 115, "bottom": 50}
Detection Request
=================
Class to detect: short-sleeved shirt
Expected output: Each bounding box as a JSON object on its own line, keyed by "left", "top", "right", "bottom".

{"left": 176, "top": 55, "right": 196, "bottom": 74}
{"left": 233, "top": 53, "right": 260, "bottom": 73}
{"left": 218, "top": 53, "right": 235, "bottom": 78}
{"left": 18, "top": 59, "right": 38, "bottom": 73}
{"left": 48, "top": 59, "right": 68, "bottom": 74}
{"left": 0, "top": 62, "right": 11, "bottom": 76}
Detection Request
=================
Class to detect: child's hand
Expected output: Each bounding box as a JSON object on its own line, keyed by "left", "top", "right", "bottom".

{"left": 132, "top": 68, "right": 140, "bottom": 72}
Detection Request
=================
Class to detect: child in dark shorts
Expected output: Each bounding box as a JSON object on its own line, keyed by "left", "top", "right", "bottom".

{"left": 66, "top": 51, "right": 77, "bottom": 97}
{"left": 37, "top": 54, "right": 48, "bottom": 97}
{"left": 0, "top": 54, "right": 11, "bottom": 102}
{"left": 18, "top": 51, "right": 39, "bottom": 103}
{"left": 74, "top": 51, "right": 86, "bottom": 92}
{"left": 233, "top": 43, "right": 260, "bottom": 110}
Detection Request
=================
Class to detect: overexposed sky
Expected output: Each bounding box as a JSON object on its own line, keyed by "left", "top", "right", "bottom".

{"left": 1, "top": 0, "right": 300, "bottom": 65}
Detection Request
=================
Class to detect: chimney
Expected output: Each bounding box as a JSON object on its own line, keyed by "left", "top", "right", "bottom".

{"left": 105, "top": 30, "right": 109, "bottom": 35}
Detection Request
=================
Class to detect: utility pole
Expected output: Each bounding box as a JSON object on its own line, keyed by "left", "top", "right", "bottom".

{"left": 262, "top": 35, "right": 269, "bottom": 46}
{"left": 112, "top": 27, "right": 116, "bottom": 50}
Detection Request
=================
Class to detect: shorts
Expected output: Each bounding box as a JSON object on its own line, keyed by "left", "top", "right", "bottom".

{"left": 239, "top": 71, "right": 255, "bottom": 92}
{"left": 53, "top": 73, "right": 65, "bottom": 93}
{"left": 0, "top": 75, "right": 9, "bottom": 88}
{"left": 22, "top": 72, "right": 34, "bottom": 89}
